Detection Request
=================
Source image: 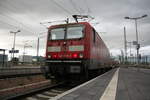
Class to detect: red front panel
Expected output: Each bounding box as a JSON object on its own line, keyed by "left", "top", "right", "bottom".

{"left": 46, "top": 40, "right": 85, "bottom": 59}
{"left": 45, "top": 22, "right": 91, "bottom": 60}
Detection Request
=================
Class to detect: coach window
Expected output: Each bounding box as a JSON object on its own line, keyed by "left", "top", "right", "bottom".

{"left": 93, "top": 28, "right": 96, "bottom": 43}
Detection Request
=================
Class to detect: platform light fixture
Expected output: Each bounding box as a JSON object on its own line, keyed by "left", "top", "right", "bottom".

{"left": 124, "top": 14, "right": 148, "bottom": 64}
{"left": 10, "top": 30, "right": 21, "bottom": 59}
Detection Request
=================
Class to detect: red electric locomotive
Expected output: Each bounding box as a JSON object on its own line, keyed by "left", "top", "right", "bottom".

{"left": 43, "top": 16, "right": 112, "bottom": 81}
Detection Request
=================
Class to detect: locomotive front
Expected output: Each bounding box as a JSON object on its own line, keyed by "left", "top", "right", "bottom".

{"left": 44, "top": 23, "right": 89, "bottom": 81}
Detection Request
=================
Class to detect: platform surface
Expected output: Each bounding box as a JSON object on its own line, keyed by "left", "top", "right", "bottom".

{"left": 52, "top": 67, "right": 150, "bottom": 100}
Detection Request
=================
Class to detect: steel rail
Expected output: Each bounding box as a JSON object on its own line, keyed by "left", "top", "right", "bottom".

{"left": 0, "top": 80, "right": 65, "bottom": 100}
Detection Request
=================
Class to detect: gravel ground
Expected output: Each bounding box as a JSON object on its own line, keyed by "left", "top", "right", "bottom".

{"left": 0, "top": 75, "right": 48, "bottom": 90}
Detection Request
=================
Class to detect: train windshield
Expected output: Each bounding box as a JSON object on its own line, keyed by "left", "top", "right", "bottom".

{"left": 49, "top": 25, "right": 84, "bottom": 40}
{"left": 66, "top": 26, "right": 83, "bottom": 39}
{"left": 50, "top": 28, "right": 65, "bottom": 40}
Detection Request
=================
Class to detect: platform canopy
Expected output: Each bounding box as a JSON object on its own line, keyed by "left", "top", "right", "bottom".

{"left": 0, "top": 49, "right": 6, "bottom": 51}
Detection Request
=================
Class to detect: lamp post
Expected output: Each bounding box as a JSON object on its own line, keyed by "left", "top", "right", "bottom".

{"left": 124, "top": 14, "right": 148, "bottom": 64}
{"left": 37, "top": 32, "right": 46, "bottom": 63}
{"left": 124, "top": 27, "right": 127, "bottom": 63}
{"left": 10, "top": 30, "right": 21, "bottom": 59}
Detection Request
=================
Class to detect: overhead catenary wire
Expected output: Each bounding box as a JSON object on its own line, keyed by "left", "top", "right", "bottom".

{"left": 0, "top": 14, "right": 33, "bottom": 34}
{"left": 69, "top": 0, "right": 81, "bottom": 14}
{"left": 82, "top": 0, "right": 95, "bottom": 22}
{"left": 0, "top": 18, "right": 38, "bottom": 35}
{"left": 0, "top": 2, "right": 35, "bottom": 34}
{"left": 0, "top": 13, "right": 34, "bottom": 34}
{"left": 72, "top": 0, "right": 86, "bottom": 14}
{"left": 76, "top": 4, "right": 86, "bottom": 14}
{"left": 48, "top": 0, "right": 93, "bottom": 23}
{"left": 50, "top": 0, "right": 72, "bottom": 15}
{"left": 0, "top": 19, "right": 37, "bottom": 39}
{"left": 69, "top": 0, "right": 94, "bottom": 22}
{"left": 2, "top": 0, "right": 48, "bottom": 31}
{"left": 69, "top": 0, "right": 87, "bottom": 15}
{"left": 0, "top": 19, "right": 18, "bottom": 29}
{"left": 83, "top": 0, "right": 92, "bottom": 15}
{"left": 1, "top": 0, "right": 94, "bottom": 30}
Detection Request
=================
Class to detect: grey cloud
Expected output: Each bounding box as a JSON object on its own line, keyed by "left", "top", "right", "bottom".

{"left": 0, "top": 0, "right": 150, "bottom": 56}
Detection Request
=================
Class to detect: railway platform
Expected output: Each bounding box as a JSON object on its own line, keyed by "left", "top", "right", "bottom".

{"left": 53, "top": 67, "right": 150, "bottom": 100}
{"left": 0, "top": 67, "right": 42, "bottom": 78}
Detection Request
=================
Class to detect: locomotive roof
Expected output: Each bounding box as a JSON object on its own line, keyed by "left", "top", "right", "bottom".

{"left": 48, "top": 22, "right": 91, "bottom": 29}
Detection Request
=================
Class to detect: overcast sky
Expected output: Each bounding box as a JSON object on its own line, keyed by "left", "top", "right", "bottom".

{"left": 0, "top": 0, "right": 150, "bottom": 58}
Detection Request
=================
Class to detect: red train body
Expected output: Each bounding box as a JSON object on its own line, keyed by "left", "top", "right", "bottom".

{"left": 44, "top": 22, "right": 111, "bottom": 81}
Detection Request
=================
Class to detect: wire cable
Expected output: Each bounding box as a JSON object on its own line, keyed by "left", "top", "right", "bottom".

{"left": 0, "top": 19, "right": 18, "bottom": 29}
{"left": 50, "top": 0, "right": 72, "bottom": 15}
{"left": 69, "top": 0, "right": 81, "bottom": 14}
{"left": 83, "top": 0, "right": 92, "bottom": 14}
{"left": 0, "top": 2, "right": 35, "bottom": 34}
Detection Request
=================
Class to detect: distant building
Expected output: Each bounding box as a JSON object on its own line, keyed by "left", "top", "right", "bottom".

{"left": 140, "top": 55, "right": 150, "bottom": 64}
{"left": 32, "top": 56, "right": 45, "bottom": 62}
{"left": 125, "top": 55, "right": 150, "bottom": 64}
{"left": 19, "top": 55, "right": 32, "bottom": 63}
{"left": 18, "top": 55, "right": 45, "bottom": 64}
{"left": 0, "top": 54, "right": 8, "bottom": 67}
{"left": 112, "top": 55, "right": 150, "bottom": 64}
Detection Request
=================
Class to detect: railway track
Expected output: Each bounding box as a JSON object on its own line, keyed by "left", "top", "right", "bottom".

{"left": 0, "top": 80, "right": 73, "bottom": 100}
{"left": 17, "top": 84, "right": 71, "bottom": 100}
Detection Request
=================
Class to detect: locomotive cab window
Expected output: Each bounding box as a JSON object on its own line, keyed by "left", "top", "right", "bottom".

{"left": 50, "top": 28, "right": 65, "bottom": 40}
{"left": 66, "top": 26, "right": 84, "bottom": 39}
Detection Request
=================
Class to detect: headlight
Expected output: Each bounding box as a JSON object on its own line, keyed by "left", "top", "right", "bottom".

{"left": 79, "top": 53, "right": 83, "bottom": 58}
{"left": 48, "top": 55, "right": 51, "bottom": 58}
